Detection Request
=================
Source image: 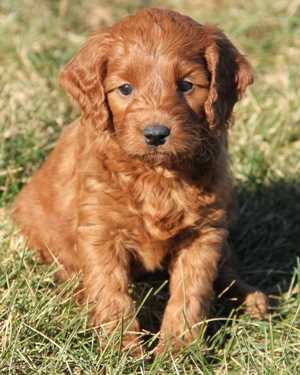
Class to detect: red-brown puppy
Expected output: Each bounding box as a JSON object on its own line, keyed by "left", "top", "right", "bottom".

{"left": 12, "top": 8, "right": 268, "bottom": 353}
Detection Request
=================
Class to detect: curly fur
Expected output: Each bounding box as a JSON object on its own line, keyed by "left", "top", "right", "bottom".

{"left": 12, "top": 8, "right": 268, "bottom": 353}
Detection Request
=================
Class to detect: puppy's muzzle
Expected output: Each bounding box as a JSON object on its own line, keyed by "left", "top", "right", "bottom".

{"left": 144, "top": 124, "right": 170, "bottom": 146}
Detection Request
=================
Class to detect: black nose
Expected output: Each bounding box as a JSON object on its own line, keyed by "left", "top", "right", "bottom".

{"left": 144, "top": 124, "right": 170, "bottom": 146}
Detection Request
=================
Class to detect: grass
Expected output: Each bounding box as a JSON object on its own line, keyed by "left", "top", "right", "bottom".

{"left": 0, "top": 0, "right": 300, "bottom": 373}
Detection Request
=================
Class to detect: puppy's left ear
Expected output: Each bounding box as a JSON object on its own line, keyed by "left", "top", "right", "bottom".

{"left": 203, "top": 26, "right": 254, "bottom": 129}
{"left": 59, "top": 30, "right": 110, "bottom": 130}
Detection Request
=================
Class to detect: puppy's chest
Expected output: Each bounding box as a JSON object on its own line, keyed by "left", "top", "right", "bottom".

{"left": 130, "top": 172, "right": 201, "bottom": 241}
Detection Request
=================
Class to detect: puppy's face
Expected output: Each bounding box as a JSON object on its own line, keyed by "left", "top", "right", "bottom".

{"left": 60, "top": 9, "right": 254, "bottom": 166}
{"left": 105, "top": 43, "right": 211, "bottom": 164}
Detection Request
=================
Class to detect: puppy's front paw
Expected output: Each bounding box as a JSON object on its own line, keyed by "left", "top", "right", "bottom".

{"left": 244, "top": 290, "right": 269, "bottom": 319}
{"left": 122, "top": 333, "right": 144, "bottom": 358}
{"left": 92, "top": 313, "right": 142, "bottom": 355}
{"left": 154, "top": 323, "right": 202, "bottom": 356}
{"left": 154, "top": 333, "right": 207, "bottom": 357}
{"left": 97, "top": 328, "right": 144, "bottom": 358}
{"left": 154, "top": 336, "right": 182, "bottom": 356}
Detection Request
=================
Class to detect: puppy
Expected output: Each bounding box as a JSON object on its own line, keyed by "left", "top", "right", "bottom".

{"left": 12, "top": 8, "right": 268, "bottom": 353}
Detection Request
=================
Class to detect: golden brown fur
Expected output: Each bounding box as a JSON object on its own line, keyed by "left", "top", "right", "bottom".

{"left": 12, "top": 8, "right": 268, "bottom": 353}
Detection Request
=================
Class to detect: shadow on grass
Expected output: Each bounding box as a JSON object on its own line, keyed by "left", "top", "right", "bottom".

{"left": 135, "top": 179, "right": 300, "bottom": 337}
{"left": 231, "top": 180, "right": 300, "bottom": 293}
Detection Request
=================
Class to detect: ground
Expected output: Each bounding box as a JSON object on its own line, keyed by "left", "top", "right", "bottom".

{"left": 0, "top": 0, "right": 300, "bottom": 374}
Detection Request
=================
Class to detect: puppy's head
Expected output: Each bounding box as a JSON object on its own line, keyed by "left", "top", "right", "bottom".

{"left": 60, "top": 8, "right": 253, "bottom": 166}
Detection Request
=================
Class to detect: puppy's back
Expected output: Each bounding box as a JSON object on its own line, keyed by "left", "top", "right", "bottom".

{"left": 12, "top": 121, "right": 80, "bottom": 268}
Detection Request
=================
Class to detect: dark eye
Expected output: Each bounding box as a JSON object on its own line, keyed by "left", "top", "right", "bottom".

{"left": 177, "top": 80, "right": 193, "bottom": 93}
{"left": 118, "top": 83, "right": 133, "bottom": 96}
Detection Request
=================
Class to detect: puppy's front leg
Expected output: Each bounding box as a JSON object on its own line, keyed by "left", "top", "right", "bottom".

{"left": 77, "top": 220, "right": 140, "bottom": 351}
{"left": 157, "top": 227, "right": 226, "bottom": 352}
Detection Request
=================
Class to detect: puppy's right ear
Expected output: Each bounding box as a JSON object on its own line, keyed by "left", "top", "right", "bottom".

{"left": 59, "top": 30, "right": 110, "bottom": 129}
{"left": 202, "top": 26, "right": 254, "bottom": 130}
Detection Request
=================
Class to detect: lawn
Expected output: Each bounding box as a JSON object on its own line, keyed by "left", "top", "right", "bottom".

{"left": 0, "top": 0, "right": 300, "bottom": 373}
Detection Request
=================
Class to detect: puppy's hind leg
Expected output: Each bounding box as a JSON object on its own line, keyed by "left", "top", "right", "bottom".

{"left": 215, "top": 243, "right": 269, "bottom": 319}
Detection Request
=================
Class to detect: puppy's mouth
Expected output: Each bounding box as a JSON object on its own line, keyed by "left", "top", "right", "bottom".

{"left": 138, "top": 149, "right": 174, "bottom": 165}
{"left": 136, "top": 139, "right": 218, "bottom": 168}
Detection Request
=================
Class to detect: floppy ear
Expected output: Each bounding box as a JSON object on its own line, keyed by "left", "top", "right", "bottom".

{"left": 203, "top": 26, "right": 254, "bottom": 129}
{"left": 59, "top": 30, "right": 110, "bottom": 130}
